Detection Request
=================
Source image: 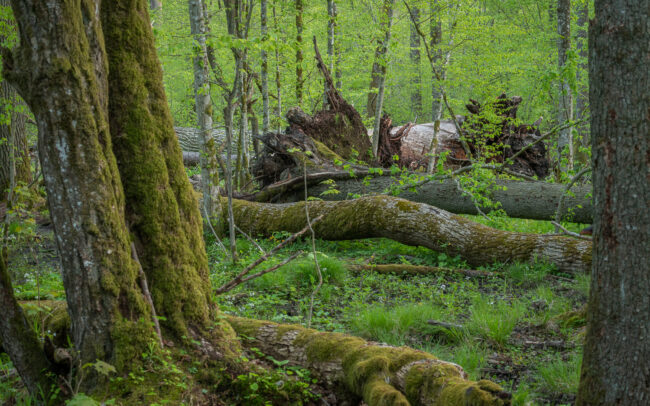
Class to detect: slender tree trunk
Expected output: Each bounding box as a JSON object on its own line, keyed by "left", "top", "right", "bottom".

{"left": 150, "top": 0, "right": 162, "bottom": 11}
{"left": 370, "top": 0, "right": 395, "bottom": 155}
{"left": 325, "top": 0, "right": 336, "bottom": 106}
{"left": 0, "top": 0, "right": 30, "bottom": 202}
{"left": 430, "top": 0, "right": 444, "bottom": 122}
{"left": 0, "top": 246, "right": 53, "bottom": 396}
{"left": 261, "top": 0, "right": 270, "bottom": 134}
{"left": 557, "top": 0, "right": 574, "bottom": 170}
{"left": 7, "top": 0, "right": 152, "bottom": 375}
{"left": 295, "top": 0, "right": 304, "bottom": 106}
{"left": 409, "top": 6, "right": 422, "bottom": 119}
{"left": 237, "top": 72, "right": 250, "bottom": 189}
{"left": 333, "top": 2, "right": 342, "bottom": 90}
{"left": 366, "top": 0, "right": 396, "bottom": 118}
{"left": 576, "top": 0, "right": 650, "bottom": 403}
{"left": 189, "top": 0, "right": 220, "bottom": 217}
{"left": 273, "top": 4, "right": 282, "bottom": 131}
{"left": 575, "top": 0, "right": 589, "bottom": 161}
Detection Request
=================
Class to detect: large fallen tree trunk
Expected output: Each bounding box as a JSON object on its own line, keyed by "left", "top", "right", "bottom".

{"left": 228, "top": 195, "right": 592, "bottom": 272}
{"left": 239, "top": 172, "right": 593, "bottom": 224}
{"left": 227, "top": 316, "right": 511, "bottom": 406}
{"left": 4, "top": 302, "right": 511, "bottom": 406}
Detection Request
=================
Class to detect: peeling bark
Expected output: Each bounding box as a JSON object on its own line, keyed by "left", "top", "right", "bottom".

{"left": 228, "top": 196, "right": 592, "bottom": 272}
{"left": 227, "top": 316, "right": 511, "bottom": 406}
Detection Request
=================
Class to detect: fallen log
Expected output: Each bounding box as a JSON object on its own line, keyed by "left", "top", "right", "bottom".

{"left": 240, "top": 171, "right": 593, "bottom": 224}
{"left": 226, "top": 316, "right": 511, "bottom": 406}
{"left": 228, "top": 195, "right": 592, "bottom": 272}
{"left": 350, "top": 264, "right": 492, "bottom": 278}
{"left": 10, "top": 302, "right": 511, "bottom": 406}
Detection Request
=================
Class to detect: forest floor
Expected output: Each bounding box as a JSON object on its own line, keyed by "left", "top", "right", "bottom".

{"left": 1, "top": 208, "right": 588, "bottom": 406}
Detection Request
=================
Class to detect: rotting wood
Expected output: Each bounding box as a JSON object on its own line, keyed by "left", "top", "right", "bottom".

{"left": 227, "top": 315, "right": 511, "bottom": 406}
{"left": 227, "top": 195, "right": 592, "bottom": 273}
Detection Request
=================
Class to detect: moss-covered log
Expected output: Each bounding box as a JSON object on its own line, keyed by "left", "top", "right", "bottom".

{"left": 227, "top": 316, "right": 511, "bottom": 406}
{"left": 228, "top": 196, "right": 592, "bottom": 272}
{"left": 252, "top": 173, "right": 593, "bottom": 224}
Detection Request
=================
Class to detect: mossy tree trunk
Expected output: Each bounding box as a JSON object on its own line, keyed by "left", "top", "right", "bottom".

{"left": 100, "top": 0, "right": 230, "bottom": 341}
{"left": 3, "top": 0, "right": 239, "bottom": 395}
{"left": 576, "top": 0, "right": 650, "bottom": 403}
{"left": 228, "top": 195, "right": 592, "bottom": 272}
{"left": 227, "top": 316, "right": 511, "bottom": 406}
{"left": 0, "top": 247, "right": 53, "bottom": 397}
{"left": 5, "top": 0, "right": 152, "bottom": 377}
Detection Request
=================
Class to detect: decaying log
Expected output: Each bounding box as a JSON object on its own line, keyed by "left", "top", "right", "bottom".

{"left": 397, "top": 94, "right": 550, "bottom": 178}
{"left": 13, "top": 302, "right": 510, "bottom": 405}
{"left": 240, "top": 171, "right": 593, "bottom": 223}
{"left": 227, "top": 316, "right": 511, "bottom": 406}
{"left": 350, "top": 264, "right": 492, "bottom": 278}
{"left": 227, "top": 195, "right": 592, "bottom": 272}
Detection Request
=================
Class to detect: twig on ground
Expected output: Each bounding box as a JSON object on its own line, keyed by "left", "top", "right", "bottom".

{"left": 202, "top": 204, "right": 227, "bottom": 253}
{"left": 235, "top": 224, "right": 266, "bottom": 254}
{"left": 215, "top": 213, "right": 325, "bottom": 294}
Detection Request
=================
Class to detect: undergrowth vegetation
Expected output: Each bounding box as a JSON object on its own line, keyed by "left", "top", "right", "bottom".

{"left": 2, "top": 214, "right": 589, "bottom": 405}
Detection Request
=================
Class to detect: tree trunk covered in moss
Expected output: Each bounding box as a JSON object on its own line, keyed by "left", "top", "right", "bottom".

{"left": 576, "top": 0, "right": 650, "bottom": 403}
{"left": 5, "top": 0, "right": 152, "bottom": 373}
{"left": 227, "top": 316, "right": 511, "bottom": 406}
{"left": 228, "top": 196, "right": 592, "bottom": 272}
{"left": 247, "top": 173, "right": 594, "bottom": 224}
{"left": 101, "top": 0, "right": 219, "bottom": 339}
{"left": 189, "top": 0, "right": 220, "bottom": 218}
{"left": 0, "top": 247, "right": 53, "bottom": 396}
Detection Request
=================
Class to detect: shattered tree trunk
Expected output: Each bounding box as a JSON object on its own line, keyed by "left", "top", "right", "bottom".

{"left": 227, "top": 195, "right": 592, "bottom": 272}
{"left": 227, "top": 316, "right": 511, "bottom": 406}
{"left": 243, "top": 173, "right": 594, "bottom": 224}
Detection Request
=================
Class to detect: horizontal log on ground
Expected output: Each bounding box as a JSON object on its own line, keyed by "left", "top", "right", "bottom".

{"left": 228, "top": 196, "right": 592, "bottom": 272}
{"left": 226, "top": 316, "right": 511, "bottom": 406}
{"left": 350, "top": 264, "right": 492, "bottom": 278}
{"left": 257, "top": 172, "right": 592, "bottom": 224}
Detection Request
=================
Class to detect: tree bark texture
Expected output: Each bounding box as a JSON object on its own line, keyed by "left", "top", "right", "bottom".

{"left": 227, "top": 316, "right": 511, "bottom": 406}
{"left": 0, "top": 247, "right": 53, "bottom": 396}
{"left": 576, "top": 0, "right": 650, "bottom": 404}
{"left": 228, "top": 196, "right": 592, "bottom": 272}
{"left": 575, "top": 0, "right": 589, "bottom": 157}
{"left": 6, "top": 0, "right": 151, "bottom": 370}
{"left": 409, "top": 6, "right": 422, "bottom": 119}
{"left": 265, "top": 173, "right": 593, "bottom": 224}
{"left": 556, "top": 0, "right": 574, "bottom": 170}
{"left": 189, "top": 0, "right": 220, "bottom": 216}
{"left": 366, "top": 0, "right": 395, "bottom": 119}
{"left": 295, "top": 0, "right": 303, "bottom": 105}
{"left": 261, "top": 0, "right": 270, "bottom": 133}
{"left": 101, "top": 0, "right": 218, "bottom": 339}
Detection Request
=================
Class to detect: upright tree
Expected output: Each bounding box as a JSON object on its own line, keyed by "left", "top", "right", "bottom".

{"left": 295, "top": 0, "right": 304, "bottom": 106}
{"left": 556, "top": 0, "right": 574, "bottom": 170}
{"left": 409, "top": 4, "right": 422, "bottom": 119}
{"left": 3, "top": 0, "right": 239, "bottom": 390}
{"left": 366, "top": 0, "right": 396, "bottom": 119}
{"left": 261, "top": 0, "right": 270, "bottom": 134}
{"left": 576, "top": 0, "right": 650, "bottom": 403}
{"left": 575, "top": 0, "right": 589, "bottom": 158}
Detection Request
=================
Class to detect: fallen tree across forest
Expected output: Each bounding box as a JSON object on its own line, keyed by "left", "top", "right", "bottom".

{"left": 2, "top": 302, "right": 512, "bottom": 406}
{"left": 227, "top": 316, "right": 512, "bottom": 406}
{"left": 226, "top": 195, "right": 592, "bottom": 273}
{"left": 237, "top": 171, "right": 593, "bottom": 224}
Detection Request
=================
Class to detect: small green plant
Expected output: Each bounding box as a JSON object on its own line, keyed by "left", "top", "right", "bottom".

{"left": 536, "top": 354, "right": 582, "bottom": 396}
{"left": 467, "top": 297, "right": 526, "bottom": 347}
{"left": 505, "top": 262, "right": 552, "bottom": 288}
